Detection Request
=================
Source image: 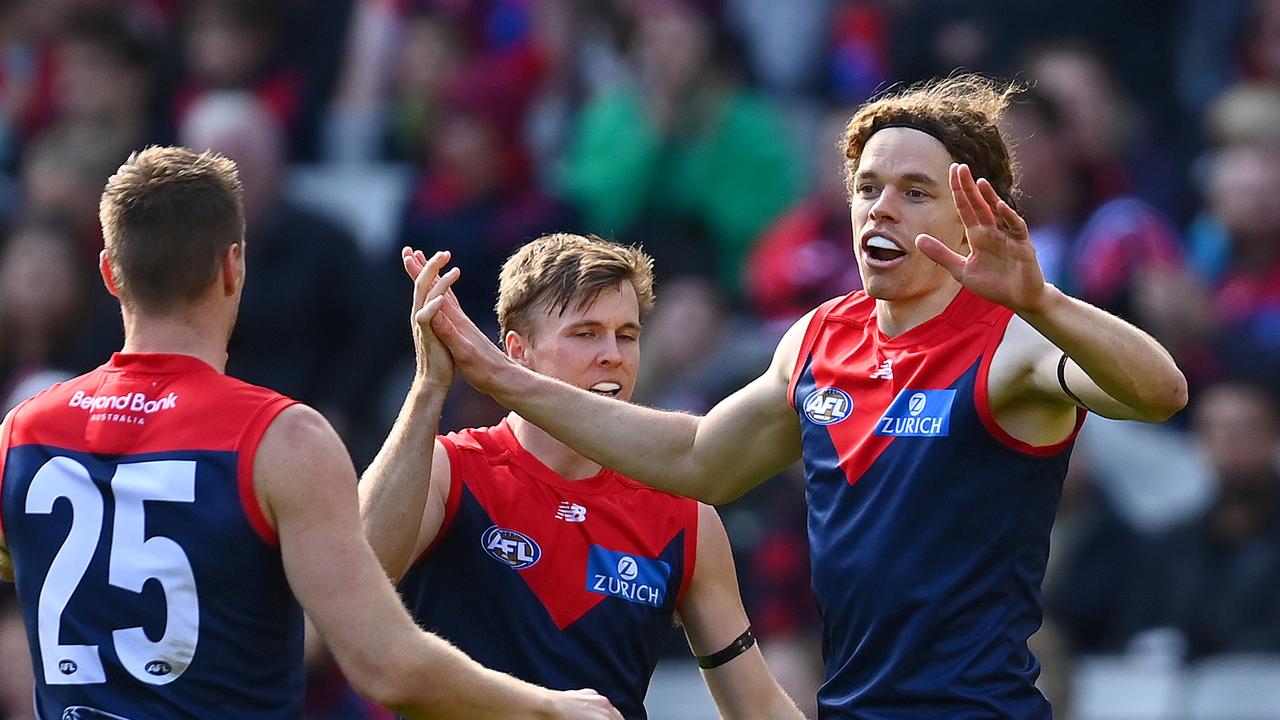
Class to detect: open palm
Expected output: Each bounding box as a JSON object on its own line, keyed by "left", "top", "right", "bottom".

{"left": 916, "top": 163, "right": 1048, "bottom": 314}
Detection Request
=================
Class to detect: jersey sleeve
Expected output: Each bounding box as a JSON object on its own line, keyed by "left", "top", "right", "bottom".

{"left": 787, "top": 296, "right": 845, "bottom": 409}
{"left": 974, "top": 311, "right": 1086, "bottom": 456}
{"left": 411, "top": 433, "right": 465, "bottom": 565}
{"left": 674, "top": 499, "right": 700, "bottom": 607}
{"left": 0, "top": 400, "right": 32, "bottom": 537}
{"left": 236, "top": 396, "right": 301, "bottom": 545}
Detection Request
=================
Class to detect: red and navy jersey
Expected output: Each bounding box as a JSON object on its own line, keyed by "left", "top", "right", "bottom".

{"left": 397, "top": 420, "right": 698, "bottom": 720}
{"left": 789, "top": 289, "right": 1085, "bottom": 719}
{"left": 0, "top": 353, "right": 303, "bottom": 720}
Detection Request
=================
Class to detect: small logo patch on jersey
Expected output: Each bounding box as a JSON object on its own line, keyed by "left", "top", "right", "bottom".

{"left": 144, "top": 660, "right": 171, "bottom": 676}
{"left": 555, "top": 501, "right": 587, "bottom": 523}
{"left": 59, "top": 659, "right": 78, "bottom": 675}
{"left": 802, "top": 387, "right": 853, "bottom": 425}
{"left": 869, "top": 359, "right": 894, "bottom": 379}
{"left": 481, "top": 526, "right": 542, "bottom": 569}
{"left": 586, "top": 546, "right": 670, "bottom": 607}
{"left": 874, "top": 389, "right": 956, "bottom": 437}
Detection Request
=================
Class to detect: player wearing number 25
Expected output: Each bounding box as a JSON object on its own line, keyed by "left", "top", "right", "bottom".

{"left": 0, "top": 147, "right": 620, "bottom": 720}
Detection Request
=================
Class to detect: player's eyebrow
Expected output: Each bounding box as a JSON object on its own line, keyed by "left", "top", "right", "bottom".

{"left": 566, "top": 319, "right": 643, "bottom": 333}
{"left": 854, "top": 169, "right": 940, "bottom": 186}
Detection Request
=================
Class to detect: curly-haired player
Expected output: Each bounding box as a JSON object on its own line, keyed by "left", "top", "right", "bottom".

{"left": 417, "top": 75, "right": 1188, "bottom": 718}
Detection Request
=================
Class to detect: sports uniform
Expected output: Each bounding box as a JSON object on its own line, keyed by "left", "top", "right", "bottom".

{"left": 1, "top": 353, "right": 301, "bottom": 720}
{"left": 788, "top": 289, "right": 1085, "bottom": 719}
{"left": 398, "top": 420, "right": 698, "bottom": 720}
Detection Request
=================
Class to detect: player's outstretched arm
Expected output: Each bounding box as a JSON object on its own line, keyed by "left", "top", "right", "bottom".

{"left": 678, "top": 505, "right": 807, "bottom": 719}
{"left": 917, "top": 163, "right": 1187, "bottom": 423}
{"left": 359, "top": 249, "right": 457, "bottom": 582}
{"left": 259, "top": 405, "right": 621, "bottom": 720}
{"left": 404, "top": 248, "right": 805, "bottom": 505}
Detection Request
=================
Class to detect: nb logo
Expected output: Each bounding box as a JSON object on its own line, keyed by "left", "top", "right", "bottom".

{"left": 802, "top": 388, "right": 853, "bottom": 425}
{"left": 481, "top": 526, "right": 542, "bottom": 569}
{"left": 869, "top": 359, "right": 894, "bottom": 379}
{"left": 555, "top": 501, "right": 587, "bottom": 523}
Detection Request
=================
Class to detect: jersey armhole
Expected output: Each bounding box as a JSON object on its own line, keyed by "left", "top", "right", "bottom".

{"left": 975, "top": 313, "right": 1086, "bottom": 456}
{"left": 0, "top": 399, "right": 32, "bottom": 537}
{"left": 237, "top": 396, "right": 301, "bottom": 546}
{"left": 675, "top": 500, "right": 700, "bottom": 607}
{"left": 786, "top": 297, "right": 843, "bottom": 409}
{"left": 411, "top": 434, "right": 464, "bottom": 566}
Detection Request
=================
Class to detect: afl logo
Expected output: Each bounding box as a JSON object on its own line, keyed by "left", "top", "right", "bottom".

{"left": 617, "top": 556, "right": 639, "bottom": 580}
{"left": 59, "top": 659, "right": 78, "bottom": 675}
{"left": 482, "top": 526, "right": 542, "bottom": 569}
{"left": 144, "top": 660, "right": 172, "bottom": 676}
{"left": 803, "top": 387, "right": 853, "bottom": 425}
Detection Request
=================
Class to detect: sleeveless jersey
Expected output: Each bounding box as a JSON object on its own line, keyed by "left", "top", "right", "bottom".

{"left": 0, "top": 353, "right": 302, "bottom": 720}
{"left": 788, "top": 289, "right": 1085, "bottom": 719}
{"left": 397, "top": 419, "right": 698, "bottom": 720}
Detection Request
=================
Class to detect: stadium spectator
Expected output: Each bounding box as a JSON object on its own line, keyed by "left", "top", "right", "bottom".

{"left": 179, "top": 91, "right": 378, "bottom": 439}
{"left": 559, "top": 0, "right": 801, "bottom": 294}
{"left": 1136, "top": 383, "right": 1280, "bottom": 658}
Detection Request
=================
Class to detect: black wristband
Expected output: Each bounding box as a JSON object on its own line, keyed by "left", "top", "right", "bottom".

{"left": 1057, "top": 352, "right": 1088, "bottom": 409}
{"left": 696, "top": 628, "right": 756, "bottom": 669}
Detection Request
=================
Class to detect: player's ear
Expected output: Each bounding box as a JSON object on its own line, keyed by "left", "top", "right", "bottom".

{"left": 219, "top": 242, "right": 244, "bottom": 296}
{"left": 505, "top": 330, "right": 531, "bottom": 366}
{"left": 99, "top": 250, "right": 122, "bottom": 298}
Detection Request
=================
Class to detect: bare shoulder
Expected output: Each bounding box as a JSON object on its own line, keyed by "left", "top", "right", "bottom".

{"left": 255, "top": 405, "right": 358, "bottom": 521}
{"left": 987, "top": 314, "right": 1058, "bottom": 407}
{"left": 768, "top": 309, "right": 819, "bottom": 387}
{"left": 691, "top": 502, "right": 735, "bottom": 582}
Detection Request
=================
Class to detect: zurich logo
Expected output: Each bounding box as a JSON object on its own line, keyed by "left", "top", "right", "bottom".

{"left": 875, "top": 389, "right": 956, "bottom": 437}
{"left": 802, "top": 387, "right": 853, "bottom": 425}
{"left": 908, "top": 392, "right": 927, "bottom": 416}
{"left": 481, "top": 526, "right": 542, "bottom": 569}
{"left": 617, "top": 556, "right": 639, "bottom": 580}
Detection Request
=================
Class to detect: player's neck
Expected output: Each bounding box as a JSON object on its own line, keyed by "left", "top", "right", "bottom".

{"left": 875, "top": 282, "right": 961, "bottom": 338}
{"left": 507, "top": 413, "right": 604, "bottom": 481}
{"left": 120, "top": 311, "right": 229, "bottom": 373}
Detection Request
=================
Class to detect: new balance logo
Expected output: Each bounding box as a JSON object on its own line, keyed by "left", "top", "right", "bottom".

{"left": 869, "top": 359, "right": 894, "bottom": 379}
{"left": 555, "top": 501, "right": 587, "bottom": 523}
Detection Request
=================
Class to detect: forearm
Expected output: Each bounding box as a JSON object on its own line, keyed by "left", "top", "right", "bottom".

{"left": 358, "top": 383, "right": 447, "bottom": 581}
{"left": 702, "top": 653, "right": 805, "bottom": 720}
{"left": 383, "top": 634, "right": 556, "bottom": 720}
{"left": 1019, "top": 285, "right": 1188, "bottom": 420}
{"left": 493, "top": 362, "right": 718, "bottom": 499}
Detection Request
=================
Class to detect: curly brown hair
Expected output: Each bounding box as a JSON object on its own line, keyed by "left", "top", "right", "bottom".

{"left": 496, "top": 233, "right": 656, "bottom": 346}
{"left": 842, "top": 74, "right": 1022, "bottom": 209}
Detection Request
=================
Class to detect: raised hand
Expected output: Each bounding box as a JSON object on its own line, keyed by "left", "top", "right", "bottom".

{"left": 401, "top": 247, "right": 515, "bottom": 399}
{"left": 915, "top": 163, "right": 1049, "bottom": 314}
{"left": 402, "top": 247, "right": 458, "bottom": 390}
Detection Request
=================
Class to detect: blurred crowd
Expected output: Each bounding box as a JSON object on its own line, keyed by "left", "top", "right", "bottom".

{"left": 1, "top": 0, "right": 1279, "bottom": 718}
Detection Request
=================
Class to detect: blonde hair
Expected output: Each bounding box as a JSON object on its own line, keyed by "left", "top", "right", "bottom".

{"left": 842, "top": 74, "right": 1021, "bottom": 208}
{"left": 496, "top": 233, "right": 655, "bottom": 344}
